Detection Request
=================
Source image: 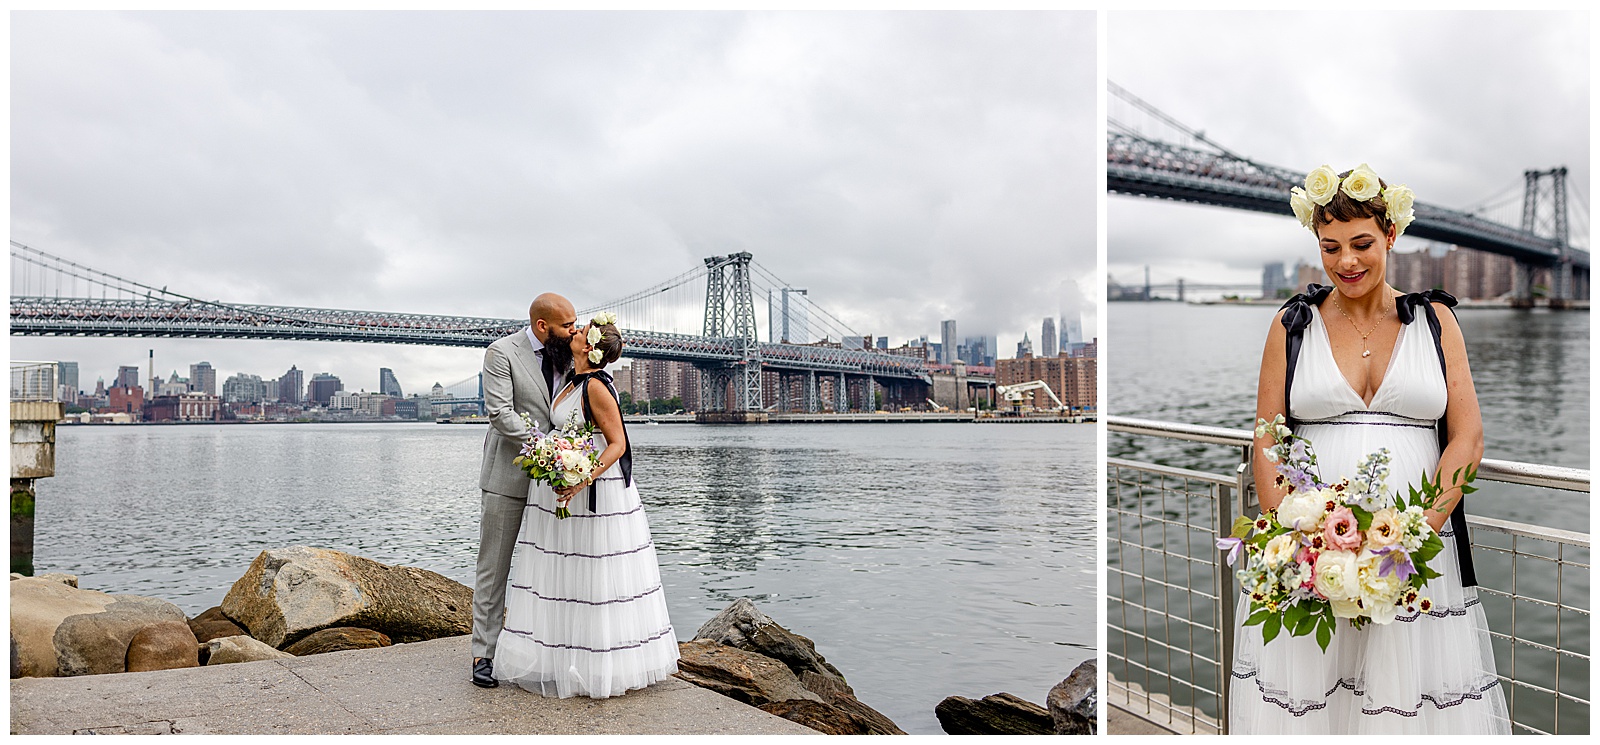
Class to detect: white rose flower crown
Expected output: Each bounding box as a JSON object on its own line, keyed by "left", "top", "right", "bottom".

{"left": 586, "top": 312, "right": 619, "bottom": 365}
{"left": 1288, "top": 163, "right": 1415, "bottom": 239}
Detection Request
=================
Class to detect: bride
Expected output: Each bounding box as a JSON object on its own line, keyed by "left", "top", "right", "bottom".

{"left": 1228, "top": 164, "right": 1510, "bottom": 733}
{"left": 493, "top": 314, "right": 680, "bottom": 698}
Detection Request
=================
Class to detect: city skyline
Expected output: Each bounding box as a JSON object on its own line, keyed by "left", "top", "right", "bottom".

{"left": 11, "top": 11, "right": 1096, "bottom": 392}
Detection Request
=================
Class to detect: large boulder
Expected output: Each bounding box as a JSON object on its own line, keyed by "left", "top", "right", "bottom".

{"left": 1049, "top": 658, "right": 1097, "bottom": 734}
{"left": 935, "top": 692, "right": 1054, "bottom": 735}
{"left": 283, "top": 627, "right": 392, "bottom": 656}
{"left": 681, "top": 599, "right": 905, "bottom": 735}
{"left": 220, "top": 546, "right": 472, "bottom": 648}
{"left": 10, "top": 577, "right": 187, "bottom": 677}
{"left": 125, "top": 621, "right": 200, "bottom": 672}
{"left": 188, "top": 606, "right": 247, "bottom": 644}
{"left": 674, "top": 639, "right": 822, "bottom": 706}
{"left": 758, "top": 699, "right": 878, "bottom": 736}
{"left": 204, "top": 635, "right": 293, "bottom": 666}
{"left": 694, "top": 598, "right": 849, "bottom": 690}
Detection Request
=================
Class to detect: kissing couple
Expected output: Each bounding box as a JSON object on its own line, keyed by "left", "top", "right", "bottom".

{"left": 467, "top": 293, "right": 679, "bottom": 697}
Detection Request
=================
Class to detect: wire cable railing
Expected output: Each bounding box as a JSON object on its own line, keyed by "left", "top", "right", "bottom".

{"left": 1107, "top": 416, "right": 1589, "bottom": 735}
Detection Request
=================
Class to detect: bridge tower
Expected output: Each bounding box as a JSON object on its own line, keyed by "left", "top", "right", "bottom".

{"left": 1515, "top": 167, "right": 1573, "bottom": 308}
{"left": 698, "top": 253, "right": 764, "bottom": 415}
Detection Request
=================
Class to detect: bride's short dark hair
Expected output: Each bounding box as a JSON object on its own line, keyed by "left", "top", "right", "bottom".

{"left": 1315, "top": 170, "right": 1395, "bottom": 236}
{"left": 591, "top": 324, "right": 623, "bottom": 370}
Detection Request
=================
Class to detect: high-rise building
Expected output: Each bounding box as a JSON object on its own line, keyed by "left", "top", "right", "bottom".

{"left": 1041, "top": 318, "right": 1058, "bottom": 357}
{"left": 1016, "top": 332, "right": 1034, "bottom": 359}
{"left": 57, "top": 361, "right": 79, "bottom": 401}
{"left": 309, "top": 373, "right": 343, "bottom": 406}
{"left": 1064, "top": 317, "right": 1083, "bottom": 347}
{"left": 222, "top": 373, "right": 268, "bottom": 404}
{"left": 379, "top": 367, "right": 404, "bottom": 397}
{"left": 768, "top": 288, "right": 810, "bottom": 343}
{"left": 940, "top": 320, "right": 958, "bottom": 364}
{"left": 876, "top": 336, "right": 889, "bottom": 350}
{"left": 963, "top": 335, "right": 995, "bottom": 367}
{"left": 279, "top": 365, "right": 304, "bottom": 404}
{"left": 1293, "top": 260, "right": 1323, "bottom": 293}
{"left": 189, "top": 361, "right": 217, "bottom": 396}
{"left": 115, "top": 365, "right": 140, "bottom": 390}
{"left": 1262, "top": 262, "right": 1289, "bottom": 299}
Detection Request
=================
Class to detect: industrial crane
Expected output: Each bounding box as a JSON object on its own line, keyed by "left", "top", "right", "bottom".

{"left": 995, "top": 380, "right": 1067, "bottom": 413}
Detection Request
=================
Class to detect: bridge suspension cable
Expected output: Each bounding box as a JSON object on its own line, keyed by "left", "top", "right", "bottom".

{"left": 749, "top": 261, "right": 862, "bottom": 343}
{"left": 12, "top": 240, "right": 191, "bottom": 303}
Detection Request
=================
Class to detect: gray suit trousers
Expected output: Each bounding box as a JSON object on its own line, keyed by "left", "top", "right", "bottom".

{"left": 471, "top": 488, "right": 526, "bottom": 659}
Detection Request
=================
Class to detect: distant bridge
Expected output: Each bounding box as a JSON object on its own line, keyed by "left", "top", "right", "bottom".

{"left": 1107, "top": 82, "right": 1588, "bottom": 305}
{"left": 11, "top": 243, "right": 981, "bottom": 414}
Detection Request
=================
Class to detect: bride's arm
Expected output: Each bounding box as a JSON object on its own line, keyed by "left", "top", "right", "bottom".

{"left": 1253, "top": 310, "right": 1291, "bottom": 513}
{"left": 557, "top": 380, "right": 629, "bottom": 504}
{"left": 1426, "top": 303, "right": 1485, "bottom": 532}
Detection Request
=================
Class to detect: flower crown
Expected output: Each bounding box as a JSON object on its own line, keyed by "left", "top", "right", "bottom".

{"left": 1288, "top": 163, "right": 1415, "bottom": 238}
{"left": 585, "top": 312, "right": 618, "bottom": 365}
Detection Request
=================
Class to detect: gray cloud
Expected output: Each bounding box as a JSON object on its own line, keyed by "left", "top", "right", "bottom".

{"left": 1107, "top": 11, "right": 1589, "bottom": 289}
{"left": 12, "top": 11, "right": 1096, "bottom": 388}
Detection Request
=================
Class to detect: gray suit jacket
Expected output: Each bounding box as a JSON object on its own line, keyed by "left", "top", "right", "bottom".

{"left": 478, "top": 329, "right": 557, "bottom": 498}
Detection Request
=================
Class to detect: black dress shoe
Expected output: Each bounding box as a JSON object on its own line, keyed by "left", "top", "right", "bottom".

{"left": 472, "top": 657, "right": 498, "bottom": 688}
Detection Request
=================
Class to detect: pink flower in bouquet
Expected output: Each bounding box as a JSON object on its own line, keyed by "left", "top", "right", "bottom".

{"left": 1323, "top": 506, "right": 1363, "bottom": 552}
{"left": 1296, "top": 547, "right": 1320, "bottom": 589}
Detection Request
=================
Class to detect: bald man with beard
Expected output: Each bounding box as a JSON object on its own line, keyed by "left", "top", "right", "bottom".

{"left": 470, "top": 293, "right": 578, "bottom": 688}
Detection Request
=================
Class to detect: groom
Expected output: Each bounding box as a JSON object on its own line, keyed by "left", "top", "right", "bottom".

{"left": 471, "top": 292, "right": 578, "bottom": 688}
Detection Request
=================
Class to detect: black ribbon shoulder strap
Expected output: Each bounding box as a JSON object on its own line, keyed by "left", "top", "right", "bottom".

{"left": 576, "top": 370, "right": 634, "bottom": 513}
{"left": 1277, "top": 283, "right": 1332, "bottom": 429}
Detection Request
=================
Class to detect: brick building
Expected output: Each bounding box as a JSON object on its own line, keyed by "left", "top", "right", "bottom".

{"left": 106, "top": 385, "right": 145, "bottom": 420}
{"left": 144, "top": 393, "right": 221, "bottom": 422}
{"left": 996, "top": 354, "right": 1097, "bottom": 414}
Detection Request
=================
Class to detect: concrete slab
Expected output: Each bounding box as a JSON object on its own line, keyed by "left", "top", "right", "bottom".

{"left": 1108, "top": 704, "right": 1178, "bottom": 736}
{"left": 10, "top": 635, "right": 817, "bottom": 735}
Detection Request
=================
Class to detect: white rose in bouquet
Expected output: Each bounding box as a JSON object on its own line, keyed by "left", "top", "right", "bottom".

{"left": 1262, "top": 533, "right": 1299, "bottom": 568}
{"left": 1358, "top": 550, "right": 1406, "bottom": 624}
{"left": 1313, "top": 550, "right": 1362, "bottom": 618}
{"left": 1275, "top": 490, "right": 1328, "bottom": 533}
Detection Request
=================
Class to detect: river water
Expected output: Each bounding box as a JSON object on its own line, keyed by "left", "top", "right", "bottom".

{"left": 1108, "top": 301, "right": 1590, "bottom": 733}
{"left": 34, "top": 421, "right": 1094, "bottom": 735}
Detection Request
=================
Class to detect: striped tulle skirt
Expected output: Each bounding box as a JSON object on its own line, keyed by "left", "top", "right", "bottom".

{"left": 494, "top": 475, "right": 679, "bottom": 699}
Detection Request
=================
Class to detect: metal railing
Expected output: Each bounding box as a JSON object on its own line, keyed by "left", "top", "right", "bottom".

{"left": 1107, "top": 416, "right": 1590, "bottom": 735}
{"left": 9, "top": 360, "right": 58, "bottom": 402}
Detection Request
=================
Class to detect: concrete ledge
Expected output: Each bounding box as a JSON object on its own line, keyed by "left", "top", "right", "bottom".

{"left": 9, "top": 635, "right": 818, "bottom": 735}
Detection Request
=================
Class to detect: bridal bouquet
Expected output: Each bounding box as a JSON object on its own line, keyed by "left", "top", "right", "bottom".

{"left": 513, "top": 410, "right": 601, "bottom": 519}
{"left": 1216, "top": 415, "right": 1478, "bottom": 651}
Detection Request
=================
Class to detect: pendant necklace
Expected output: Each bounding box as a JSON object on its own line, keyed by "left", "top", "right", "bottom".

{"left": 1331, "top": 294, "right": 1390, "bottom": 358}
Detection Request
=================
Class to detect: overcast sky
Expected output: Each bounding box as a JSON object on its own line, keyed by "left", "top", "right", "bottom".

{"left": 1107, "top": 11, "right": 1590, "bottom": 293}
{"left": 11, "top": 11, "right": 1096, "bottom": 394}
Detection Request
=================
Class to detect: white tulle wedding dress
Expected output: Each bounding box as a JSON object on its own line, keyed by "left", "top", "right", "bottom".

{"left": 1229, "top": 303, "right": 1510, "bottom": 734}
{"left": 493, "top": 380, "right": 679, "bottom": 698}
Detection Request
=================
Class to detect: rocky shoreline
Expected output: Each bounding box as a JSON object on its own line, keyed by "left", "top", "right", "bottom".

{"left": 11, "top": 547, "right": 1092, "bottom": 735}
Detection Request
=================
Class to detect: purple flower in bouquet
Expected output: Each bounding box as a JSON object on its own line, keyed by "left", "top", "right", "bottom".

{"left": 1371, "top": 546, "right": 1417, "bottom": 582}
{"left": 1217, "top": 537, "right": 1243, "bottom": 566}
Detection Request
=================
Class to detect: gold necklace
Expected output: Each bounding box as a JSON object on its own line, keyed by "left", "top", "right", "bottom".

{"left": 1331, "top": 294, "right": 1391, "bottom": 358}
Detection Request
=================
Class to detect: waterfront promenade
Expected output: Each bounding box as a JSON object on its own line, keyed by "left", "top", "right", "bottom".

{"left": 9, "top": 635, "right": 815, "bottom": 735}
